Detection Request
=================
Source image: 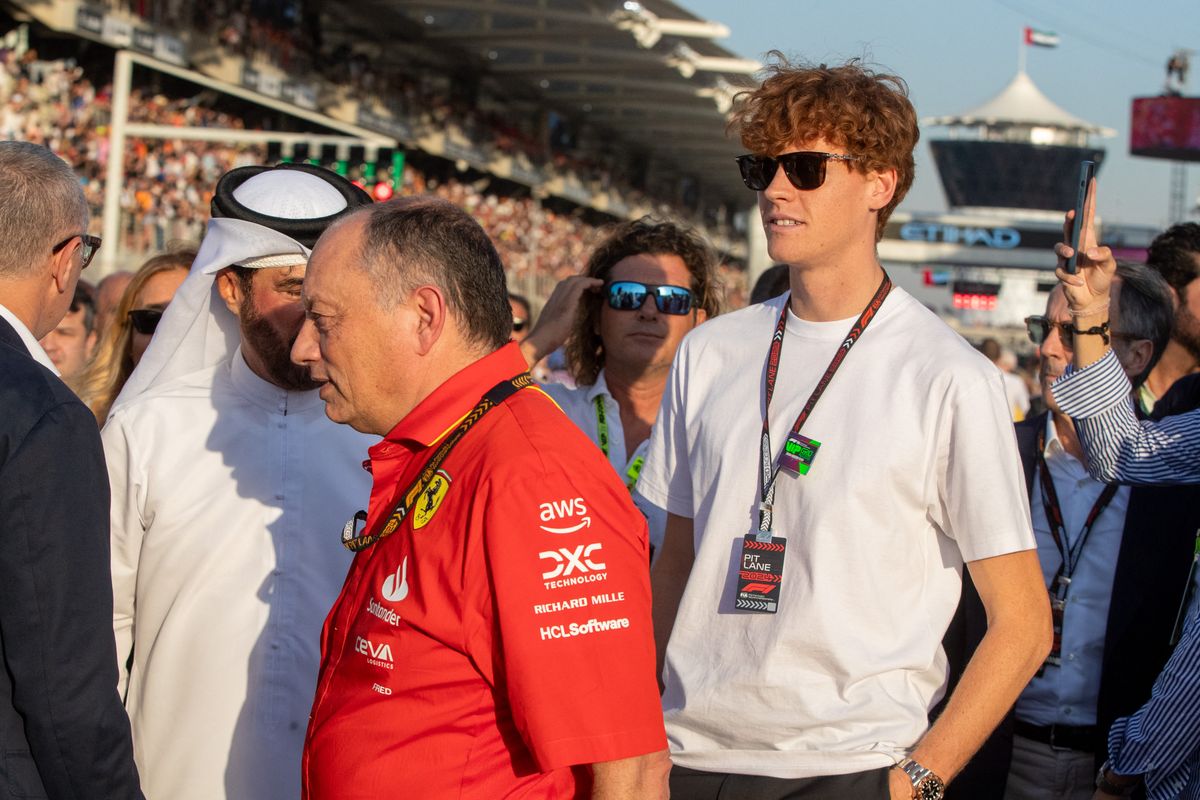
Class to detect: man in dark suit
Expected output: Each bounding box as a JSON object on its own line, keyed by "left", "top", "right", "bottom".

{"left": 0, "top": 141, "right": 143, "bottom": 798}
{"left": 950, "top": 264, "right": 1199, "bottom": 800}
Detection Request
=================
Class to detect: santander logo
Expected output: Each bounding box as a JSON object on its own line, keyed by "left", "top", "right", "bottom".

{"left": 381, "top": 556, "right": 409, "bottom": 602}
{"left": 538, "top": 498, "right": 591, "bottom": 534}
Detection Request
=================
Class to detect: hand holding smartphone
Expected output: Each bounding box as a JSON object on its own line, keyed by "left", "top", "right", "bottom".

{"left": 1064, "top": 160, "right": 1096, "bottom": 275}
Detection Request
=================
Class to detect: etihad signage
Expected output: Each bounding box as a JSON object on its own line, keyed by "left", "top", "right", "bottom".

{"left": 897, "top": 222, "right": 1021, "bottom": 249}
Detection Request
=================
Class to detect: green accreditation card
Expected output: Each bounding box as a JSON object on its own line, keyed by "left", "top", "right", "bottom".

{"left": 779, "top": 433, "right": 821, "bottom": 477}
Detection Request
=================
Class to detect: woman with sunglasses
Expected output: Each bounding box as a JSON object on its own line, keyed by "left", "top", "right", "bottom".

{"left": 74, "top": 248, "right": 194, "bottom": 422}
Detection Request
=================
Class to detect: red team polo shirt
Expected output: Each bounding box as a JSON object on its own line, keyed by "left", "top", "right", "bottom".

{"left": 302, "top": 344, "right": 666, "bottom": 799}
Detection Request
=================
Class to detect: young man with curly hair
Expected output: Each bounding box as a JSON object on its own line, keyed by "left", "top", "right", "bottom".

{"left": 520, "top": 217, "right": 721, "bottom": 562}
{"left": 638, "top": 57, "right": 1052, "bottom": 800}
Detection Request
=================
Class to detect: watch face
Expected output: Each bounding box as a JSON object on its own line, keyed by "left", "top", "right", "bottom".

{"left": 918, "top": 776, "right": 946, "bottom": 800}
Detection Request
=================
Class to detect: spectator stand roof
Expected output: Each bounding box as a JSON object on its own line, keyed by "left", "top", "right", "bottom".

{"left": 321, "top": 0, "right": 761, "bottom": 212}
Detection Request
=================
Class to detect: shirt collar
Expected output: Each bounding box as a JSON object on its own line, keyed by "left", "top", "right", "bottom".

{"left": 1043, "top": 413, "right": 1064, "bottom": 459}
{"left": 228, "top": 345, "right": 323, "bottom": 414}
{"left": 382, "top": 342, "right": 529, "bottom": 448}
{"left": 0, "top": 302, "right": 59, "bottom": 375}
{"left": 585, "top": 369, "right": 611, "bottom": 404}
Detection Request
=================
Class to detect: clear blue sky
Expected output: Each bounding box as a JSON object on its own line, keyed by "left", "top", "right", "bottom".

{"left": 683, "top": 0, "right": 1199, "bottom": 230}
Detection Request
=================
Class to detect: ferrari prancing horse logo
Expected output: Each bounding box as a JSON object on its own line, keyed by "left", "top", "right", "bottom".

{"left": 412, "top": 469, "right": 451, "bottom": 530}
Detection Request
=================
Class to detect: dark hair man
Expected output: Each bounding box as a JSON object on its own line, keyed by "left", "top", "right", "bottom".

{"left": 103, "top": 164, "right": 374, "bottom": 800}
{"left": 293, "top": 196, "right": 668, "bottom": 799}
{"left": 0, "top": 140, "right": 142, "bottom": 798}
{"left": 749, "top": 263, "right": 790, "bottom": 304}
{"left": 38, "top": 282, "right": 98, "bottom": 379}
{"left": 640, "top": 57, "right": 1050, "bottom": 800}
{"left": 1141, "top": 222, "right": 1200, "bottom": 412}
{"left": 519, "top": 217, "right": 721, "bottom": 560}
{"left": 957, "top": 266, "right": 1198, "bottom": 800}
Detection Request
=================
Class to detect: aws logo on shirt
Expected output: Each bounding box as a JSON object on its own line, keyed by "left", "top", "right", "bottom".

{"left": 538, "top": 497, "right": 591, "bottom": 534}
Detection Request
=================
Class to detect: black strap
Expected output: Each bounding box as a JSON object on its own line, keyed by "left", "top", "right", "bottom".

{"left": 342, "top": 372, "right": 533, "bottom": 552}
{"left": 1034, "top": 427, "right": 1119, "bottom": 594}
{"left": 757, "top": 272, "right": 892, "bottom": 537}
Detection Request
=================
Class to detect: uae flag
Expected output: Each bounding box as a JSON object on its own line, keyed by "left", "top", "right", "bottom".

{"left": 1024, "top": 27, "right": 1061, "bottom": 47}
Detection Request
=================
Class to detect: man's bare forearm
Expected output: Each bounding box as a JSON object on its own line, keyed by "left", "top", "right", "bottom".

{"left": 907, "top": 550, "right": 1051, "bottom": 783}
{"left": 591, "top": 750, "right": 671, "bottom": 800}
{"left": 650, "top": 513, "right": 695, "bottom": 688}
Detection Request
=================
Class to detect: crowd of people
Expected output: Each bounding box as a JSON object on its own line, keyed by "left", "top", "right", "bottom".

{"left": 4, "top": 48, "right": 1200, "bottom": 800}
{"left": 78, "top": 0, "right": 740, "bottom": 241}
{"left": 0, "top": 46, "right": 748, "bottom": 306}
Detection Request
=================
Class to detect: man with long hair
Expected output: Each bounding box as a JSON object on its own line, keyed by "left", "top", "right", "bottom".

{"left": 519, "top": 217, "right": 721, "bottom": 561}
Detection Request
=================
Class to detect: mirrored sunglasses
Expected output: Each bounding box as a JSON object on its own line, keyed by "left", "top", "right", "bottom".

{"left": 606, "top": 281, "right": 694, "bottom": 315}
{"left": 128, "top": 308, "right": 164, "bottom": 335}
{"left": 1024, "top": 315, "right": 1075, "bottom": 348}
{"left": 735, "top": 151, "right": 859, "bottom": 192}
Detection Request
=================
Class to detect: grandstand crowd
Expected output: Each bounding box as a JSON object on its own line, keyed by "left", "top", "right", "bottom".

{"left": 0, "top": 47, "right": 748, "bottom": 307}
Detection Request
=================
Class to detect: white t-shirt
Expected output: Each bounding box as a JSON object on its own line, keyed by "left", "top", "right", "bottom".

{"left": 104, "top": 349, "right": 374, "bottom": 800}
{"left": 541, "top": 369, "right": 666, "bottom": 558}
{"left": 637, "top": 288, "right": 1034, "bottom": 779}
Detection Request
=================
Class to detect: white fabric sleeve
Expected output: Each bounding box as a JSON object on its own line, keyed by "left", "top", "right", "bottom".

{"left": 932, "top": 369, "right": 1035, "bottom": 562}
{"left": 101, "top": 412, "right": 147, "bottom": 700}
{"left": 634, "top": 340, "right": 694, "bottom": 518}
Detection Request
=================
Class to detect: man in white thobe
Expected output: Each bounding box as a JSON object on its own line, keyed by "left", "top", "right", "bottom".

{"left": 104, "top": 164, "right": 374, "bottom": 800}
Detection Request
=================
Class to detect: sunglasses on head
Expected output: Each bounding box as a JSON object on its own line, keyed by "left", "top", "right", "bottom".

{"left": 605, "top": 281, "right": 694, "bottom": 315}
{"left": 51, "top": 233, "right": 102, "bottom": 270}
{"left": 128, "top": 308, "right": 164, "bottom": 335}
{"left": 735, "top": 151, "right": 859, "bottom": 192}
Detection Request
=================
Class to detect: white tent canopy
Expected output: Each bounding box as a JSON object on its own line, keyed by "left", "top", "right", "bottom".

{"left": 923, "top": 71, "right": 1115, "bottom": 137}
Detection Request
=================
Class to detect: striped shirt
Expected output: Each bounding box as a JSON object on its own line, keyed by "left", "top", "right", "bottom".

{"left": 1051, "top": 349, "right": 1200, "bottom": 485}
{"left": 1105, "top": 589, "right": 1200, "bottom": 800}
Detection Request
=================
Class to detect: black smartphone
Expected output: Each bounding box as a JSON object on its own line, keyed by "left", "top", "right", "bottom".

{"left": 1064, "top": 160, "right": 1096, "bottom": 275}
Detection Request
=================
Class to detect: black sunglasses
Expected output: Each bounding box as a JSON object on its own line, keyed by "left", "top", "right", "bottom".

{"left": 52, "top": 233, "right": 102, "bottom": 270}
{"left": 735, "top": 151, "right": 859, "bottom": 192}
{"left": 605, "top": 281, "right": 694, "bottom": 315}
{"left": 734, "top": 151, "right": 859, "bottom": 193}
{"left": 512, "top": 317, "right": 528, "bottom": 333}
{"left": 128, "top": 308, "right": 164, "bottom": 335}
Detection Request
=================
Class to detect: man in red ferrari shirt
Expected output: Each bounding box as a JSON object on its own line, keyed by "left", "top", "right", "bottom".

{"left": 292, "top": 195, "right": 668, "bottom": 799}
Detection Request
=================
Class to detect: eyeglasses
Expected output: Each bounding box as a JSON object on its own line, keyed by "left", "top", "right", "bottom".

{"left": 128, "top": 308, "right": 164, "bottom": 335}
{"left": 735, "top": 151, "right": 859, "bottom": 192}
{"left": 512, "top": 317, "right": 528, "bottom": 333}
{"left": 605, "top": 281, "right": 694, "bottom": 315}
{"left": 51, "top": 233, "right": 102, "bottom": 270}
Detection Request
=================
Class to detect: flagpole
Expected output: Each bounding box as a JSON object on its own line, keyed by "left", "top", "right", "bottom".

{"left": 1018, "top": 27, "right": 1027, "bottom": 74}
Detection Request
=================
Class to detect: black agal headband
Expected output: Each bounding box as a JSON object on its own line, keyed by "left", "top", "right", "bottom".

{"left": 211, "top": 163, "right": 374, "bottom": 248}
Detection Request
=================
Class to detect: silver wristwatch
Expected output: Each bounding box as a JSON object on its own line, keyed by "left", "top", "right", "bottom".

{"left": 897, "top": 757, "right": 946, "bottom": 800}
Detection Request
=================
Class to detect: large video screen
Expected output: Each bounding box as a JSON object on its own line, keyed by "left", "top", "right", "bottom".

{"left": 1130, "top": 96, "right": 1200, "bottom": 162}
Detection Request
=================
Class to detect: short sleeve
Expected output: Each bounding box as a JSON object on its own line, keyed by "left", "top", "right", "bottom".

{"left": 475, "top": 447, "right": 666, "bottom": 770}
{"left": 932, "top": 369, "right": 1035, "bottom": 562}
{"left": 636, "top": 339, "right": 694, "bottom": 518}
